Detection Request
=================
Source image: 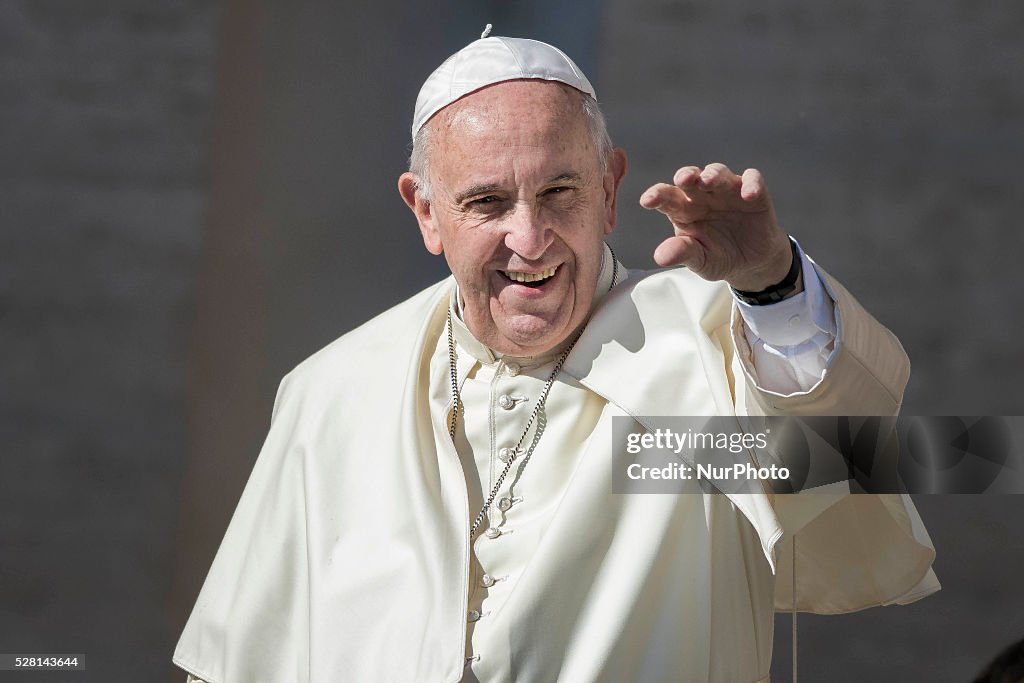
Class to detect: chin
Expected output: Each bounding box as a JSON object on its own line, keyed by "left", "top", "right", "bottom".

{"left": 498, "top": 317, "right": 572, "bottom": 353}
{"left": 503, "top": 327, "right": 557, "bottom": 350}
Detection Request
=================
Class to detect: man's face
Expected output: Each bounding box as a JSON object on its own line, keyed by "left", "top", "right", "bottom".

{"left": 400, "top": 80, "right": 626, "bottom": 356}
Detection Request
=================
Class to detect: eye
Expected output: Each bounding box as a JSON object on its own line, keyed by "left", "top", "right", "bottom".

{"left": 543, "top": 186, "right": 573, "bottom": 196}
{"left": 465, "top": 195, "right": 506, "bottom": 211}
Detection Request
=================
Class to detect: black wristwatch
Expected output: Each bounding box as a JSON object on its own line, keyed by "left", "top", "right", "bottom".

{"left": 731, "top": 238, "right": 802, "bottom": 306}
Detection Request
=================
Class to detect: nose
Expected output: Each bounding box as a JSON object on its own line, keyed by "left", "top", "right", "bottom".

{"left": 503, "top": 201, "right": 553, "bottom": 261}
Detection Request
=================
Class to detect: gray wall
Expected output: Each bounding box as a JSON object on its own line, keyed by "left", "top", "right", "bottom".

{"left": 0, "top": 1, "right": 221, "bottom": 681}
{"left": 1, "top": 0, "right": 1022, "bottom": 680}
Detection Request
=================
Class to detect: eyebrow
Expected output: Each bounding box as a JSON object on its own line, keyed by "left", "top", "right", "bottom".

{"left": 453, "top": 173, "right": 585, "bottom": 205}
{"left": 546, "top": 172, "right": 584, "bottom": 186}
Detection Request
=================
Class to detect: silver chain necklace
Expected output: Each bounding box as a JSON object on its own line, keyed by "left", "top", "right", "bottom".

{"left": 447, "top": 246, "right": 618, "bottom": 539}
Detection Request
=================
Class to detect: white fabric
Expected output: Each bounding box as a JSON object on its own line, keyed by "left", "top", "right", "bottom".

{"left": 445, "top": 252, "right": 780, "bottom": 680}
{"left": 735, "top": 243, "right": 838, "bottom": 394}
{"left": 412, "top": 36, "right": 596, "bottom": 138}
{"left": 174, "top": 256, "right": 938, "bottom": 683}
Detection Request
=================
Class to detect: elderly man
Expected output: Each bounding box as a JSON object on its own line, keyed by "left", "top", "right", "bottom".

{"left": 174, "top": 35, "right": 938, "bottom": 682}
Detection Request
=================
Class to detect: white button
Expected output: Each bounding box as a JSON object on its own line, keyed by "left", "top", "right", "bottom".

{"left": 498, "top": 394, "right": 514, "bottom": 410}
{"left": 788, "top": 314, "right": 801, "bottom": 325}
{"left": 468, "top": 609, "right": 481, "bottom": 622}
{"left": 481, "top": 574, "right": 496, "bottom": 587}
{"left": 497, "top": 497, "right": 512, "bottom": 511}
{"left": 505, "top": 362, "right": 520, "bottom": 376}
{"left": 498, "top": 447, "right": 514, "bottom": 463}
{"left": 485, "top": 527, "right": 501, "bottom": 539}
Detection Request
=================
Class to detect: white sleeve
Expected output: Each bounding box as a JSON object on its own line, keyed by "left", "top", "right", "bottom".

{"left": 732, "top": 244, "right": 838, "bottom": 395}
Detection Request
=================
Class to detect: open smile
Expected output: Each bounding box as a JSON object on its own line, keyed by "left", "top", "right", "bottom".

{"left": 499, "top": 265, "right": 559, "bottom": 288}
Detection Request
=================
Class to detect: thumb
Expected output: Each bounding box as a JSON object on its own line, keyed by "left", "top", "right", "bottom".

{"left": 653, "top": 234, "right": 706, "bottom": 269}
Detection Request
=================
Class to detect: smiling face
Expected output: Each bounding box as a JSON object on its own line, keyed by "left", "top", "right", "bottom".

{"left": 399, "top": 80, "right": 627, "bottom": 356}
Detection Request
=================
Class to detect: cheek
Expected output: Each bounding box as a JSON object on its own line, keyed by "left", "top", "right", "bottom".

{"left": 444, "top": 237, "right": 501, "bottom": 290}
{"left": 439, "top": 221, "right": 489, "bottom": 267}
{"left": 564, "top": 211, "right": 608, "bottom": 260}
{"left": 544, "top": 191, "right": 592, "bottom": 219}
{"left": 554, "top": 192, "right": 604, "bottom": 235}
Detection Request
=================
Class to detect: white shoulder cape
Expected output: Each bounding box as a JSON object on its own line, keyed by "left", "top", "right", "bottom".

{"left": 174, "top": 264, "right": 938, "bottom": 683}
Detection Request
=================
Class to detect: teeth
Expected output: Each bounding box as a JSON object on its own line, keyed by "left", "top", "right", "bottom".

{"left": 503, "top": 266, "right": 558, "bottom": 283}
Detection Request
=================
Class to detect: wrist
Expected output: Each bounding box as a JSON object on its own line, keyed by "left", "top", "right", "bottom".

{"left": 731, "top": 238, "right": 802, "bottom": 305}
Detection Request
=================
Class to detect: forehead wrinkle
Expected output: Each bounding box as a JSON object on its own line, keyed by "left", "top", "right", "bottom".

{"left": 430, "top": 81, "right": 598, "bottom": 200}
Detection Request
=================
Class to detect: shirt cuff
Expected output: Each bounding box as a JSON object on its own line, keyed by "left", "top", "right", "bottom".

{"left": 733, "top": 241, "right": 834, "bottom": 347}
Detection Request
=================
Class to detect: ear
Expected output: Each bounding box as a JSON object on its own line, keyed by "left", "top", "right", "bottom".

{"left": 398, "top": 172, "right": 443, "bottom": 255}
{"left": 602, "top": 147, "right": 628, "bottom": 235}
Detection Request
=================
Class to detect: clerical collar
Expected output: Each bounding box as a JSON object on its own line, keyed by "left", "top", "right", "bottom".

{"left": 449, "top": 243, "right": 625, "bottom": 367}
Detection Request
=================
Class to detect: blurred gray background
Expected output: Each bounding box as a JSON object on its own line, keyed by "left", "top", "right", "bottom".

{"left": 1, "top": 0, "right": 1021, "bottom": 680}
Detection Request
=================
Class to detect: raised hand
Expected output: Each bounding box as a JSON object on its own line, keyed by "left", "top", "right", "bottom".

{"left": 639, "top": 163, "right": 796, "bottom": 293}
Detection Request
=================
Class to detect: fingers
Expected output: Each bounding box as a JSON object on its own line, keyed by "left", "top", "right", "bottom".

{"left": 642, "top": 164, "right": 768, "bottom": 213}
{"left": 639, "top": 182, "right": 689, "bottom": 213}
{"left": 672, "top": 163, "right": 764, "bottom": 198}
{"left": 643, "top": 163, "right": 746, "bottom": 206}
{"left": 642, "top": 163, "right": 777, "bottom": 275}
{"left": 672, "top": 165, "right": 701, "bottom": 189}
{"left": 640, "top": 163, "right": 742, "bottom": 220}
{"left": 740, "top": 168, "right": 765, "bottom": 201}
{"left": 692, "top": 162, "right": 742, "bottom": 193}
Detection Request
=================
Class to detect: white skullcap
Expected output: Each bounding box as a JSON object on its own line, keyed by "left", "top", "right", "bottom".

{"left": 411, "top": 35, "right": 597, "bottom": 139}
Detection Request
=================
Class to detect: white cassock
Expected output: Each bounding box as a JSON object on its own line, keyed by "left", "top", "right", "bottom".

{"left": 175, "top": 244, "right": 939, "bottom": 683}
